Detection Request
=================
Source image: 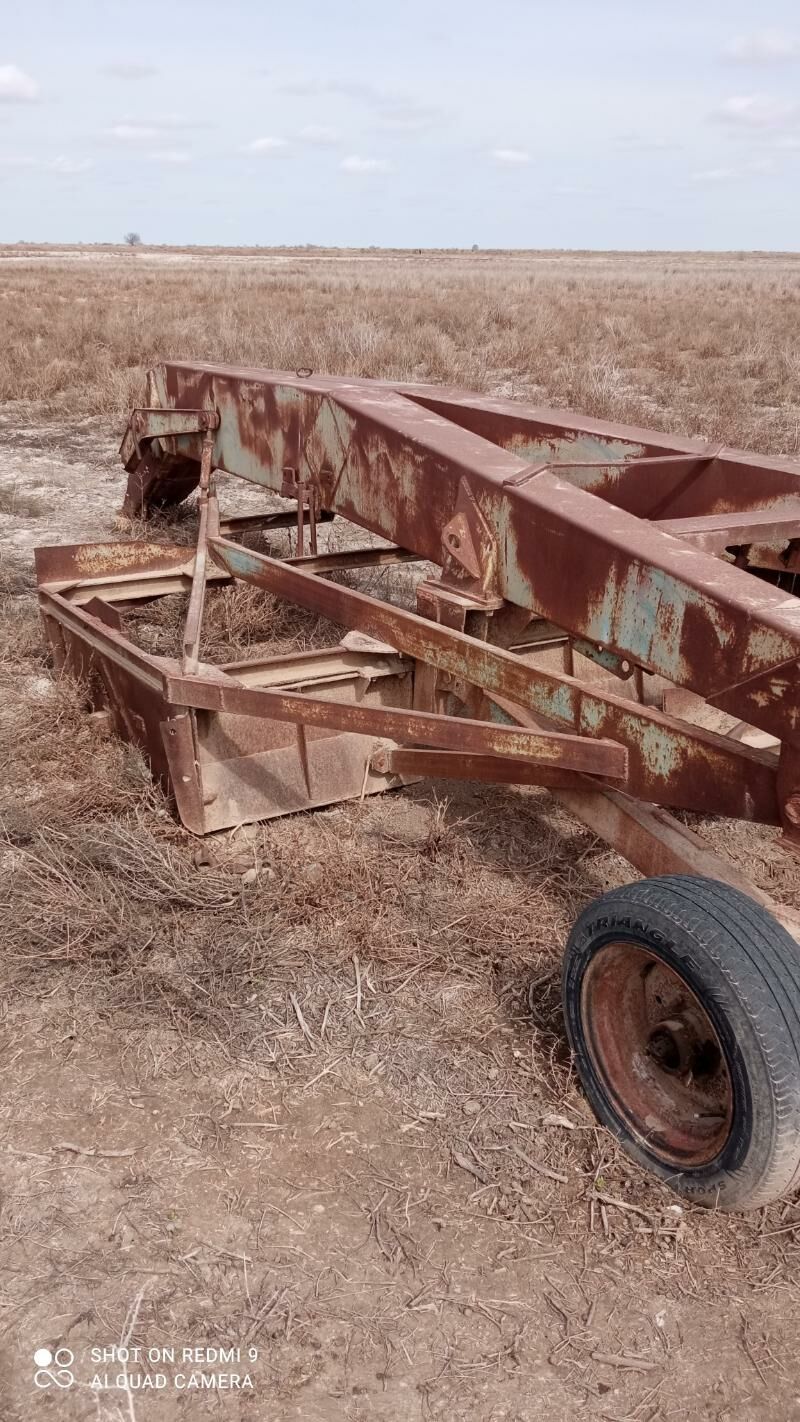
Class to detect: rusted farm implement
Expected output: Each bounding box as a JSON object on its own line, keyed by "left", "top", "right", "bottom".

{"left": 35, "top": 364, "right": 800, "bottom": 1210}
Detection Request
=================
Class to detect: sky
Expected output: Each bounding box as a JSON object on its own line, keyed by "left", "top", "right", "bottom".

{"left": 1, "top": 1, "right": 800, "bottom": 249}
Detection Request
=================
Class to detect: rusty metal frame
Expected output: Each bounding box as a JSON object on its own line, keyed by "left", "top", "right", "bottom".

{"left": 34, "top": 363, "right": 800, "bottom": 935}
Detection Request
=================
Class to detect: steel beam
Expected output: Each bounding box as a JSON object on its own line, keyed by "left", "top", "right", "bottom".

{"left": 139, "top": 364, "right": 800, "bottom": 753}
{"left": 655, "top": 509, "right": 800, "bottom": 552}
{"left": 370, "top": 746, "right": 605, "bottom": 790}
{"left": 166, "top": 669, "right": 627, "bottom": 775}
{"left": 207, "top": 535, "right": 779, "bottom": 822}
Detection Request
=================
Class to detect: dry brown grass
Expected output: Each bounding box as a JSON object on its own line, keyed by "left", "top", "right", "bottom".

{"left": 2, "top": 247, "right": 800, "bottom": 455}
{"left": 128, "top": 581, "right": 342, "bottom": 664}
{"left": 0, "top": 484, "right": 46, "bottom": 517}
{"left": 2, "top": 247, "right": 800, "bottom": 1419}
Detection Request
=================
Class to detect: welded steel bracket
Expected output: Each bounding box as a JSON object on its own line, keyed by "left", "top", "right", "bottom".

{"left": 120, "top": 407, "right": 219, "bottom": 471}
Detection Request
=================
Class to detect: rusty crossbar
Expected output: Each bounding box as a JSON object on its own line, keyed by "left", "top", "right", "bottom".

{"left": 205, "top": 536, "right": 780, "bottom": 822}
{"left": 168, "top": 670, "right": 626, "bottom": 775}
{"left": 133, "top": 366, "right": 800, "bottom": 733}
{"left": 34, "top": 363, "right": 800, "bottom": 913}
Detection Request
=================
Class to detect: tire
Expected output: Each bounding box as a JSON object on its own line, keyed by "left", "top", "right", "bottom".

{"left": 562, "top": 875, "right": 800, "bottom": 1210}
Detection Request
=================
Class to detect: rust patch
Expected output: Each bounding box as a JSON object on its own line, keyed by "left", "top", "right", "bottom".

{"left": 30, "top": 363, "right": 799, "bottom": 959}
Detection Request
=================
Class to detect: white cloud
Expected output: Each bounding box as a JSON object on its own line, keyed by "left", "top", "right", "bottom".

{"left": 375, "top": 103, "right": 443, "bottom": 133}
{"left": 51, "top": 155, "right": 93, "bottom": 174}
{"left": 151, "top": 114, "right": 206, "bottom": 131}
{"left": 690, "top": 166, "right": 739, "bottom": 184}
{"left": 297, "top": 124, "right": 340, "bottom": 145}
{"left": 690, "top": 159, "right": 776, "bottom": 184}
{"left": 107, "top": 124, "right": 160, "bottom": 142}
{"left": 101, "top": 63, "right": 158, "bottom": 80}
{"left": 615, "top": 132, "right": 684, "bottom": 152}
{"left": 340, "top": 154, "right": 391, "bottom": 173}
{"left": 146, "top": 149, "right": 191, "bottom": 164}
{"left": 0, "top": 154, "right": 92, "bottom": 174}
{"left": 0, "top": 65, "right": 39, "bottom": 102}
{"left": 106, "top": 115, "right": 205, "bottom": 142}
{"left": 245, "top": 136, "right": 289, "bottom": 153}
{"left": 725, "top": 31, "right": 800, "bottom": 64}
{"left": 711, "top": 94, "right": 799, "bottom": 128}
{"left": 281, "top": 78, "right": 376, "bottom": 101}
{"left": 280, "top": 78, "right": 445, "bottom": 133}
{"left": 491, "top": 147, "right": 531, "bottom": 166}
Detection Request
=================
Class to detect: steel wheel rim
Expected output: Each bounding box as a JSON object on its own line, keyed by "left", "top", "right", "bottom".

{"left": 580, "top": 940, "right": 734, "bottom": 1167}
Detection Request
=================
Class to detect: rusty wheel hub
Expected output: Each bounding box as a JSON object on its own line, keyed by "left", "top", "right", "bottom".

{"left": 581, "top": 941, "right": 733, "bottom": 1166}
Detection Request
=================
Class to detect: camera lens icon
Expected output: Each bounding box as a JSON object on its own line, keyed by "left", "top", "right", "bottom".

{"left": 33, "top": 1346, "right": 75, "bottom": 1388}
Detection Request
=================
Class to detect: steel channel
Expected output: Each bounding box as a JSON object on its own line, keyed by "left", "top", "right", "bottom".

{"left": 141, "top": 365, "right": 800, "bottom": 752}
{"left": 208, "top": 535, "right": 779, "bottom": 822}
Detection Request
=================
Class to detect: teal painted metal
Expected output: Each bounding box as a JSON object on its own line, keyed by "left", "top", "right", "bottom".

{"left": 207, "top": 535, "right": 780, "bottom": 824}
{"left": 136, "top": 366, "right": 800, "bottom": 725}
{"left": 116, "top": 363, "right": 800, "bottom": 840}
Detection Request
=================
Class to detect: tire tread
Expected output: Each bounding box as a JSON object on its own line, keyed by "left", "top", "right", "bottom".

{"left": 565, "top": 875, "right": 800, "bottom": 1209}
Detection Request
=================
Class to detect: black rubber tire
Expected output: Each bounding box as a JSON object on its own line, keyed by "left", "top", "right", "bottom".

{"left": 562, "top": 875, "right": 800, "bottom": 1210}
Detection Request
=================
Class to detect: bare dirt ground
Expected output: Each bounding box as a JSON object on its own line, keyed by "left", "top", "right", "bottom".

{"left": 2, "top": 249, "right": 800, "bottom": 1421}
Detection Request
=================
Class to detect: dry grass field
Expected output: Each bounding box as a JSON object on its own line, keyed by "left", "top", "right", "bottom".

{"left": 1, "top": 245, "right": 800, "bottom": 1422}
